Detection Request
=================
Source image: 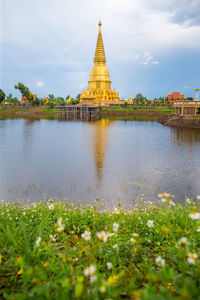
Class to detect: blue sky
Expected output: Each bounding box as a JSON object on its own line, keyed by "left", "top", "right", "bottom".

{"left": 1, "top": 0, "right": 200, "bottom": 99}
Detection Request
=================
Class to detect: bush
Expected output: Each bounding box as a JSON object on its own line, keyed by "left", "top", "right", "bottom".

{"left": 47, "top": 101, "right": 56, "bottom": 108}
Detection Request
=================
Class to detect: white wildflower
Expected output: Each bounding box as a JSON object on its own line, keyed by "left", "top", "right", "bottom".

{"left": 113, "top": 223, "right": 119, "bottom": 232}
{"left": 178, "top": 237, "right": 189, "bottom": 246}
{"left": 35, "top": 236, "right": 41, "bottom": 247}
{"left": 189, "top": 211, "right": 200, "bottom": 220}
{"left": 155, "top": 256, "right": 165, "bottom": 267}
{"left": 132, "top": 233, "right": 139, "bottom": 237}
{"left": 158, "top": 192, "right": 171, "bottom": 198}
{"left": 90, "top": 275, "right": 97, "bottom": 283}
{"left": 187, "top": 253, "right": 198, "bottom": 264}
{"left": 114, "top": 207, "right": 120, "bottom": 214}
{"left": 186, "top": 198, "right": 193, "bottom": 204}
{"left": 84, "top": 264, "right": 96, "bottom": 277}
{"left": 97, "top": 231, "right": 108, "bottom": 243}
{"left": 57, "top": 217, "right": 63, "bottom": 227}
{"left": 48, "top": 204, "right": 54, "bottom": 210}
{"left": 129, "top": 238, "right": 136, "bottom": 244}
{"left": 49, "top": 234, "right": 56, "bottom": 243}
{"left": 147, "top": 220, "right": 154, "bottom": 228}
{"left": 159, "top": 192, "right": 175, "bottom": 205}
{"left": 56, "top": 217, "right": 65, "bottom": 232}
{"left": 81, "top": 230, "right": 91, "bottom": 241}
{"left": 106, "top": 262, "right": 113, "bottom": 269}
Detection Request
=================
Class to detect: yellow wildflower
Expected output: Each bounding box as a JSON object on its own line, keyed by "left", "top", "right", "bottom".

{"left": 132, "top": 291, "right": 139, "bottom": 299}
{"left": 161, "top": 226, "right": 169, "bottom": 234}
{"left": 56, "top": 227, "right": 64, "bottom": 232}
{"left": 62, "top": 255, "right": 66, "bottom": 261}
{"left": 43, "top": 261, "right": 49, "bottom": 267}
{"left": 17, "top": 268, "right": 23, "bottom": 275}
{"left": 67, "top": 257, "right": 73, "bottom": 262}
{"left": 16, "top": 256, "right": 22, "bottom": 263}
{"left": 107, "top": 274, "right": 119, "bottom": 285}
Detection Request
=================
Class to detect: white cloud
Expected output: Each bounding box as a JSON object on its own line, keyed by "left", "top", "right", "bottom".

{"left": 36, "top": 81, "right": 44, "bottom": 87}
{"left": 62, "top": 47, "right": 70, "bottom": 52}
{"left": 114, "top": 52, "right": 159, "bottom": 65}
{"left": 142, "top": 52, "right": 159, "bottom": 65}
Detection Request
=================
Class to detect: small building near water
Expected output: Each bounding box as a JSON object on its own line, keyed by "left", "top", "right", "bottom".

{"left": 173, "top": 101, "right": 200, "bottom": 116}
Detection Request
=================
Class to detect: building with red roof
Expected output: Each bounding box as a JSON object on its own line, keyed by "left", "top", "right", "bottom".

{"left": 167, "top": 92, "right": 185, "bottom": 103}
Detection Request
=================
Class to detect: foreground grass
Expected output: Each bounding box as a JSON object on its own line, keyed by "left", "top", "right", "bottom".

{"left": 1, "top": 196, "right": 200, "bottom": 299}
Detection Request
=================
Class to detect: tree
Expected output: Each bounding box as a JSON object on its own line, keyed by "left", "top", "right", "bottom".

{"left": 0, "top": 89, "right": 5, "bottom": 103}
{"left": 34, "top": 98, "right": 40, "bottom": 105}
{"left": 135, "top": 93, "right": 145, "bottom": 102}
{"left": 56, "top": 97, "right": 65, "bottom": 106}
{"left": 70, "top": 99, "right": 80, "bottom": 105}
{"left": 76, "top": 93, "right": 81, "bottom": 101}
{"left": 48, "top": 94, "right": 55, "bottom": 101}
{"left": 5, "top": 93, "right": 19, "bottom": 104}
{"left": 15, "top": 82, "right": 34, "bottom": 102}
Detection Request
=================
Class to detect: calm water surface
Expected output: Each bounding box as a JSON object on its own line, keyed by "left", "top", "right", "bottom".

{"left": 0, "top": 118, "right": 200, "bottom": 206}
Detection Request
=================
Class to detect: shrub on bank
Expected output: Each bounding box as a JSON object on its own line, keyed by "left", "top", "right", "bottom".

{"left": 1, "top": 195, "right": 200, "bottom": 299}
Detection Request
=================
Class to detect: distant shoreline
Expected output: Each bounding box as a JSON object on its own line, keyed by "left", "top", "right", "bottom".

{"left": 0, "top": 106, "right": 200, "bottom": 129}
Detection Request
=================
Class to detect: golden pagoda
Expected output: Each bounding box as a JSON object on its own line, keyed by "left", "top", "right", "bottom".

{"left": 80, "top": 20, "right": 120, "bottom": 106}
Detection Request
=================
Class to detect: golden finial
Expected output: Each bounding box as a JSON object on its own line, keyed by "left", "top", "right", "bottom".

{"left": 94, "top": 19, "right": 106, "bottom": 64}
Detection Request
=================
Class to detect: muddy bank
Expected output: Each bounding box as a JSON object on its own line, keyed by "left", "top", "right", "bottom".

{"left": 148, "top": 113, "right": 200, "bottom": 129}
{"left": 164, "top": 118, "right": 200, "bottom": 129}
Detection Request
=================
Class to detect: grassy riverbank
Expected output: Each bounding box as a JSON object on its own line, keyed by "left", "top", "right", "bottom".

{"left": 0, "top": 106, "right": 172, "bottom": 122}
{"left": 101, "top": 106, "right": 172, "bottom": 114}
{"left": 101, "top": 106, "right": 173, "bottom": 122}
{"left": 0, "top": 106, "right": 57, "bottom": 120}
{"left": 1, "top": 196, "right": 200, "bottom": 299}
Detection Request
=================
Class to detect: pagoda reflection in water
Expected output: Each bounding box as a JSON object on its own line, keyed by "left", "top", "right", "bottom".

{"left": 89, "top": 119, "right": 118, "bottom": 185}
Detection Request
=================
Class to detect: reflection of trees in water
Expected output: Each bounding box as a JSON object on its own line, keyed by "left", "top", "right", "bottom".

{"left": 89, "top": 119, "right": 117, "bottom": 186}
{"left": 171, "top": 127, "right": 200, "bottom": 148}
{"left": 23, "top": 119, "right": 41, "bottom": 157}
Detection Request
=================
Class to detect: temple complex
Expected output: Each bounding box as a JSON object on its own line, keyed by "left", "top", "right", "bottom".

{"left": 80, "top": 21, "right": 120, "bottom": 106}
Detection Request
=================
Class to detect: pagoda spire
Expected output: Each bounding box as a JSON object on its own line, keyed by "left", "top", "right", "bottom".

{"left": 94, "top": 20, "right": 106, "bottom": 64}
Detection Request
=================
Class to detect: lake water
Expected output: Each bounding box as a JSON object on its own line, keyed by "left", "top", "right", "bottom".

{"left": 0, "top": 117, "right": 200, "bottom": 207}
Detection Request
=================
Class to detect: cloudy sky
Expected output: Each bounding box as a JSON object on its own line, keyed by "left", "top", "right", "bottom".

{"left": 1, "top": 0, "right": 200, "bottom": 99}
